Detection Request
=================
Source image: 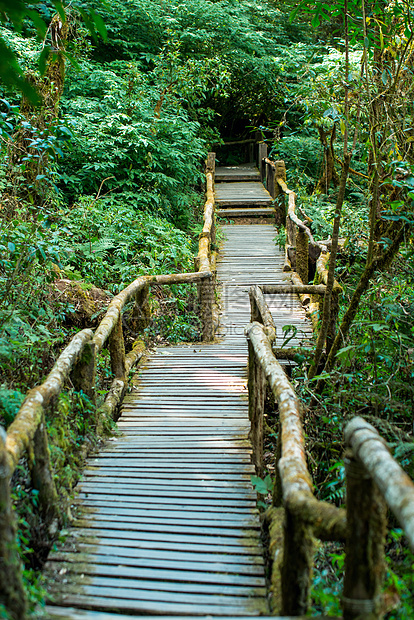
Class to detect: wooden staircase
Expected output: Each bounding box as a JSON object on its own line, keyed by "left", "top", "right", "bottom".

{"left": 214, "top": 163, "right": 274, "bottom": 219}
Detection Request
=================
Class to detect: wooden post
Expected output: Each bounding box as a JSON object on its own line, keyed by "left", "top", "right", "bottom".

{"left": 342, "top": 452, "right": 387, "bottom": 620}
{"left": 109, "top": 316, "right": 127, "bottom": 380}
{"left": 247, "top": 336, "right": 266, "bottom": 475}
{"left": 296, "top": 230, "right": 309, "bottom": 284}
{"left": 248, "top": 141, "right": 254, "bottom": 163}
{"left": 30, "top": 410, "right": 59, "bottom": 523}
{"left": 0, "top": 429, "right": 28, "bottom": 620}
{"left": 211, "top": 213, "right": 216, "bottom": 247}
{"left": 200, "top": 276, "right": 214, "bottom": 341}
{"left": 258, "top": 143, "right": 267, "bottom": 179}
{"left": 286, "top": 223, "right": 296, "bottom": 249}
{"left": 281, "top": 510, "right": 314, "bottom": 616}
{"left": 71, "top": 341, "right": 96, "bottom": 406}
{"left": 131, "top": 282, "right": 151, "bottom": 334}
{"left": 274, "top": 160, "right": 287, "bottom": 227}
{"left": 206, "top": 152, "right": 215, "bottom": 189}
{"left": 266, "top": 162, "right": 275, "bottom": 198}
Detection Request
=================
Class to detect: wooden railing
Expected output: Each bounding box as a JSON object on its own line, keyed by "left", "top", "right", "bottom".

{"left": 258, "top": 149, "right": 342, "bottom": 338}
{"left": 0, "top": 159, "right": 217, "bottom": 620}
{"left": 246, "top": 289, "right": 414, "bottom": 619}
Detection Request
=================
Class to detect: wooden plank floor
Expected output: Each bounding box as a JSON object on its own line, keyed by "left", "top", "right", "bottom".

{"left": 216, "top": 225, "right": 312, "bottom": 351}
{"left": 44, "top": 219, "right": 312, "bottom": 617}
{"left": 215, "top": 182, "right": 272, "bottom": 207}
{"left": 214, "top": 164, "right": 274, "bottom": 218}
{"left": 215, "top": 163, "right": 261, "bottom": 182}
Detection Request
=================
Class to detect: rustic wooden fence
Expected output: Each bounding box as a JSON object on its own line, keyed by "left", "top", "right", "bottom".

{"left": 0, "top": 162, "right": 217, "bottom": 619}
{"left": 257, "top": 146, "right": 342, "bottom": 342}
{"left": 246, "top": 289, "right": 414, "bottom": 619}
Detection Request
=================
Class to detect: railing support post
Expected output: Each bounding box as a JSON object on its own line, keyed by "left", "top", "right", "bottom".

{"left": 206, "top": 152, "right": 215, "bottom": 191}
{"left": 281, "top": 509, "right": 314, "bottom": 616}
{"left": 71, "top": 341, "right": 97, "bottom": 406}
{"left": 342, "top": 452, "right": 386, "bottom": 619}
{"left": 109, "top": 315, "right": 127, "bottom": 380}
{"left": 266, "top": 162, "right": 275, "bottom": 198}
{"left": 30, "top": 410, "right": 59, "bottom": 523}
{"left": 131, "top": 282, "right": 151, "bottom": 334}
{"left": 247, "top": 335, "right": 266, "bottom": 475}
{"left": 0, "top": 429, "right": 28, "bottom": 620}
{"left": 200, "top": 276, "right": 214, "bottom": 342}
{"left": 258, "top": 143, "right": 267, "bottom": 181}
{"left": 296, "top": 229, "right": 309, "bottom": 284}
{"left": 274, "top": 160, "right": 287, "bottom": 227}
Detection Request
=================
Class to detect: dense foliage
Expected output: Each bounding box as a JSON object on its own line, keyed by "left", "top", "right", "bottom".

{"left": 0, "top": 0, "right": 413, "bottom": 617}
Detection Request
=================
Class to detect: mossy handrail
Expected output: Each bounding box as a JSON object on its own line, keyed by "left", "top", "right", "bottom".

{"left": 0, "top": 156, "right": 217, "bottom": 620}
{"left": 246, "top": 289, "right": 414, "bottom": 619}
{"left": 259, "top": 151, "right": 342, "bottom": 336}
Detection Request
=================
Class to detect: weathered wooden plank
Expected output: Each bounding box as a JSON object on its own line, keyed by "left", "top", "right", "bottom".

{"left": 62, "top": 542, "right": 264, "bottom": 565}
{"left": 75, "top": 506, "right": 259, "bottom": 525}
{"left": 68, "top": 528, "right": 262, "bottom": 549}
{"left": 76, "top": 492, "right": 256, "bottom": 508}
{"left": 83, "top": 470, "right": 253, "bottom": 482}
{"left": 77, "top": 497, "right": 257, "bottom": 513}
{"left": 50, "top": 583, "right": 266, "bottom": 607}
{"left": 64, "top": 537, "right": 263, "bottom": 560}
{"left": 46, "top": 594, "right": 268, "bottom": 616}
{"left": 86, "top": 461, "right": 255, "bottom": 472}
{"left": 79, "top": 478, "right": 254, "bottom": 491}
{"left": 45, "top": 608, "right": 338, "bottom": 619}
{"left": 50, "top": 550, "right": 266, "bottom": 576}
{"left": 71, "top": 520, "right": 261, "bottom": 538}
{"left": 46, "top": 561, "right": 266, "bottom": 586}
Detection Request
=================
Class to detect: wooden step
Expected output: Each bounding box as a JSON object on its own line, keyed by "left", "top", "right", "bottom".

{"left": 216, "top": 208, "right": 274, "bottom": 218}
{"left": 215, "top": 163, "right": 261, "bottom": 182}
{"left": 214, "top": 181, "right": 272, "bottom": 206}
{"left": 46, "top": 608, "right": 341, "bottom": 619}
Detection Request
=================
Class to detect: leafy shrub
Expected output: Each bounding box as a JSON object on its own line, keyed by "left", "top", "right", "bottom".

{"left": 58, "top": 194, "right": 197, "bottom": 291}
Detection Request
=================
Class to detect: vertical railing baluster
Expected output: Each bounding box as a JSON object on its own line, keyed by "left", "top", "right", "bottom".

{"left": 200, "top": 275, "right": 214, "bottom": 342}
{"left": 30, "top": 408, "right": 59, "bottom": 522}
{"left": 258, "top": 143, "right": 267, "bottom": 181}
{"left": 109, "top": 314, "right": 127, "bottom": 380}
{"left": 71, "top": 341, "right": 97, "bottom": 406}
{"left": 343, "top": 451, "right": 386, "bottom": 620}
{"left": 274, "top": 160, "right": 287, "bottom": 227}
{"left": 0, "top": 429, "right": 28, "bottom": 620}
{"left": 247, "top": 335, "right": 266, "bottom": 475}
{"left": 296, "top": 229, "right": 309, "bottom": 284}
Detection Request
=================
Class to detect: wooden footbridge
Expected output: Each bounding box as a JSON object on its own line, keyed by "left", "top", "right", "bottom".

{"left": 44, "top": 162, "right": 311, "bottom": 618}
{"left": 1, "top": 149, "right": 413, "bottom": 620}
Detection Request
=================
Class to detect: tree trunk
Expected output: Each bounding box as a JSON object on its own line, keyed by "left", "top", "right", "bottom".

{"left": 315, "top": 125, "right": 339, "bottom": 194}
{"left": 308, "top": 154, "right": 350, "bottom": 380}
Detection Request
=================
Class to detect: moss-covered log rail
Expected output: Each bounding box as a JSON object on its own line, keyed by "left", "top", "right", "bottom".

{"left": 245, "top": 290, "right": 414, "bottom": 619}
{"left": 0, "top": 160, "right": 217, "bottom": 620}
{"left": 260, "top": 154, "right": 342, "bottom": 337}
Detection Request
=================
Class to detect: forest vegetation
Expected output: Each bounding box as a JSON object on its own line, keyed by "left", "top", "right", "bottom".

{"left": 0, "top": 0, "right": 413, "bottom": 616}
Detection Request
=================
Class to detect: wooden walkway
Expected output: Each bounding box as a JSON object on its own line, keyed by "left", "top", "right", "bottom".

{"left": 45, "top": 174, "right": 311, "bottom": 619}
{"left": 214, "top": 163, "right": 274, "bottom": 219}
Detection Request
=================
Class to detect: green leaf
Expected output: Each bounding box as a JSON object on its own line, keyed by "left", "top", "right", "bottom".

{"left": 251, "top": 474, "right": 273, "bottom": 495}
{"left": 0, "top": 39, "right": 40, "bottom": 104}
{"left": 91, "top": 10, "right": 108, "bottom": 42}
